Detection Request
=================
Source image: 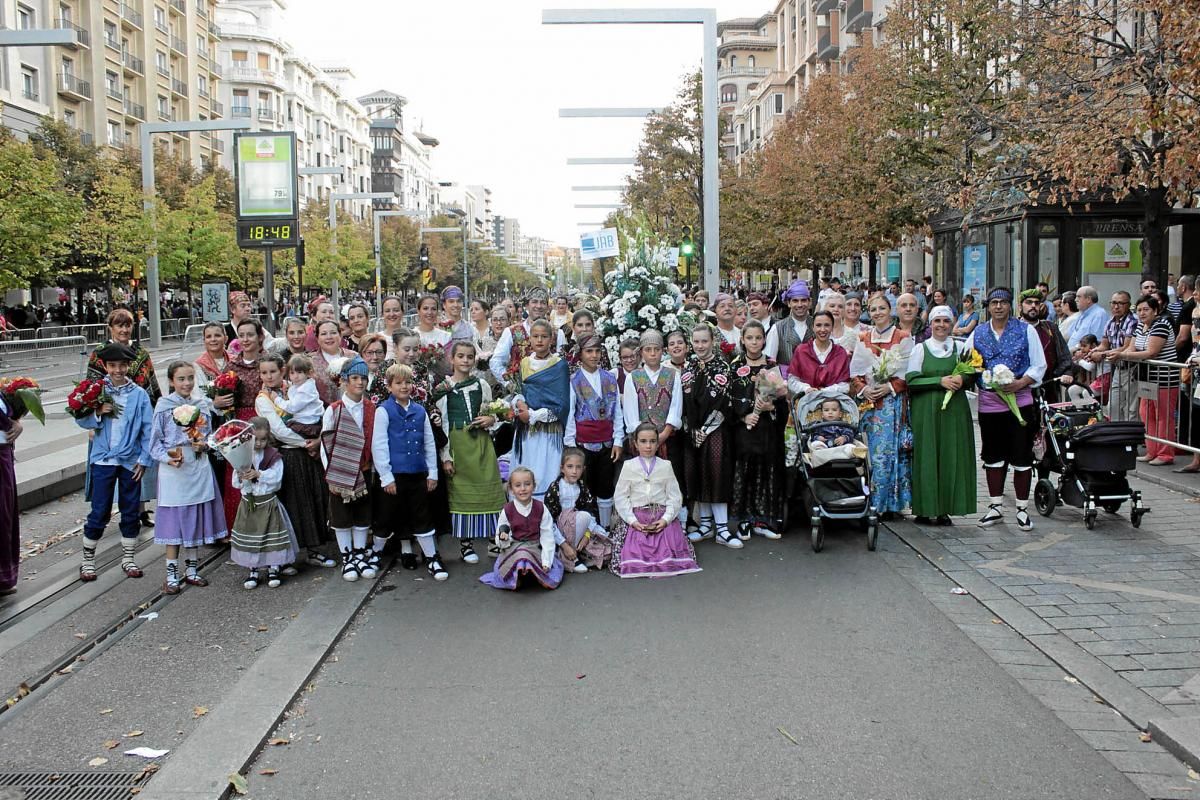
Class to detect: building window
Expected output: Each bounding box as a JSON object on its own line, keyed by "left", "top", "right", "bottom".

{"left": 61, "top": 56, "right": 74, "bottom": 76}
{"left": 107, "top": 120, "right": 122, "bottom": 146}
{"left": 153, "top": 6, "right": 166, "bottom": 30}
{"left": 773, "top": 92, "right": 785, "bottom": 114}
{"left": 105, "top": 70, "right": 119, "bottom": 96}
{"left": 17, "top": 4, "right": 35, "bottom": 30}
{"left": 748, "top": 55, "right": 756, "bottom": 68}
{"left": 104, "top": 20, "right": 118, "bottom": 48}
{"left": 20, "top": 66, "right": 38, "bottom": 101}
{"left": 729, "top": 54, "right": 737, "bottom": 69}
{"left": 257, "top": 52, "right": 270, "bottom": 70}
{"left": 720, "top": 84, "right": 737, "bottom": 103}
{"left": 63, "top": 108, "right": 76, "bottom": 127}
{"left": 156, "top": 50, "right": 168, "bottom": 72}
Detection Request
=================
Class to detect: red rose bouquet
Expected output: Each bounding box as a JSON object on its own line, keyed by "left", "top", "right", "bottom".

{"left": 415, "top": 342, "right": 447, "bottom": 378}
{"left": 205, "top": 371, "right": 239, "bottom": 419}
{"left": 719, "top": 340, "right": 736, "bottom": 358}
{"left": 208, "top": 419, "right": 255, "bottom": 471}
{"left": 0, "top": 376, "right": 45, "bottom": 424}
{"left": 66, "top": 378, "right": 119, "bottom": 420}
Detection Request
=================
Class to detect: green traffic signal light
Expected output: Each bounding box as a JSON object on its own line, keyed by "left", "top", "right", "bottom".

{"left": 681, "top": 225, "right": 694, "bottom": 257}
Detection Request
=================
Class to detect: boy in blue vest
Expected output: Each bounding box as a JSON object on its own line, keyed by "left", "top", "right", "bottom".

{"left": 76, "top": 342, "right": 154, "bottom": 582}
{"left": 370, "top": 363, "right": 447, "bottom": 581}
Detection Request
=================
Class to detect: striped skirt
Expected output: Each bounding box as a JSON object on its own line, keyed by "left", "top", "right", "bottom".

{"left": 231, "top": 491, "right": 299, "bottom": 568}
{"left": 479, "top": 542, "right": 564, "bottom": 591}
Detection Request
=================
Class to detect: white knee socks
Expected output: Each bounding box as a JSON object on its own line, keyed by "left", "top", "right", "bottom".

{"left": 334, "top": 527, "right": 352, "bottom": 552}
{"left": 415, "top": 531, "right": 438, "bottom": 558}
{"left": 352, "top": 526, "right": 369, "bottom": 551}
{"left": 400, "top": 539, "right": 414, "bottom": 555}
{"left": 372, "top": 533, "right": 390, "bottom": 553}
{"left": 711, "top": 503, "right": 729, "bottom": 525}
{"left": 597, "top": 498, "right": 613, "bottom": 528}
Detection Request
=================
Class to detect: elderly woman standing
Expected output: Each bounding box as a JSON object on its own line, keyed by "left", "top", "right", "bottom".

{"left": 359, "top": 333, "right": 391, "bottom": 406}
{"left": 906, "top": 306, "right": 977, "bottom": 525}
{"left": 87, "top": 308, "right": 163, "bottom": 526}
{"left": 850, "top": 294, "right": 914, "bottom": 520}
{"left": 1112, "top": 294, "right": 1178, "bottom": 466}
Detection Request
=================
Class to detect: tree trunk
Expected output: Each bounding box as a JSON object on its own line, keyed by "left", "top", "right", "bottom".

{"left": 1139, "top": 188, "right": 1170, "bottom": 287}
{"left": 868, "top": 250, "right": 879, "bottom": 290}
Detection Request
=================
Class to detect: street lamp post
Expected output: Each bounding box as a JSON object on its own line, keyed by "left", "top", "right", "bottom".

{"left": 328, "top": 192, "right": 392, "bottom": 312}
{"left": 544, "top": 7, "right": 720, "bottom": 296}
{"left": 141, "top": 119, "right": 253, "bottom": 347}
{"left": 373, "top": 209, "right": 425, "bottom": 317}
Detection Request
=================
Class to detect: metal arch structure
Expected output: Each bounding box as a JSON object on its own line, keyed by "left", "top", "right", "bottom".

{"left": 543, "top": 7, "right": 719, "bottom": 295}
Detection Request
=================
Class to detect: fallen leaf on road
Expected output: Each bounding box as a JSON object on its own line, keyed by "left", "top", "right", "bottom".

{"left": 17, "top": 683, "right": 30, "bottom": 697}
{"left": 1139, "top": 732, "right": 1152, "bottom": 743}
{"left": 136, "top": 763, "right": 160, "bottom": 781}
{"left": 268, "top": 737, "right": 290, "bottom": 746}
{"left": 228, "top": 773, "right": 249, "bottom": 795}
{"left": 88, "top": 757, "right": 108, "bottom": 767}
{"left": 159, "top": 646, "right": 170, "bottom": 652}
{"left": 125, "top": 730, "right": 144, "bottom": 737}
{"left": 255, "top": 625, "right": 269, "bottom": 632}
{"left": 777, "top": 727, "right": 800, "bottom": 746}
{"left": 192, "top": 706, "right": 208, "bottom": 718}
{"left": 103, "top": 740, "right": 121, "bottom": 750}
{"left": 54, "top": 665, "right": 74, "bottom": 675}
{"left": 576, "top": 674, "right": 586, "bottom": 680}
{"left": 73, "top": 632, "right": 87, "bottom": 639}
{"left": 305, "top": 682, "right": 316, "bottom": 693}
{"left": 1188, "top": 768, "right": 1200, "bottom": 781}
{"left": 1063, "top": 676, "right": 1079, "bottom": 684}
{"left": 950, "top": 587, "right": 968, "bottom": 595}
{"left": 260, "top": 768, "right": 278, "bottom": 776}
{"left": 990, "top": 619, "right": 1002, "bottom": 624}
{"left": 99, "top": 708, "right": 113, "bottom": 715}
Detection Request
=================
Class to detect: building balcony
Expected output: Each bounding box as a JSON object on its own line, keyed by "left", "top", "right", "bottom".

{"left": 198, "top": 85, "right": 209, "bottom": 99}
{"left": 231, "top": 105, "right": 252, "bottom": 118}
{"left": 158, "top": 108, "right": 176, "bottom": 122}
{"left": 170, "top": 35, "right": 187, "bottom": 55}
{"left": 105, "top": 85, "right": 123, "bottom": 102}
{"left": 212, "top": 100, "right": 223, "bottom": 116}
{"left": 104, "top": 32, "right": 120, "bottom": 50}
{"left": 56, "top": 72, "right": 91, "bottom": 100}
{"left": 154, "top": 18, "right": 168, "bottom": 34}
{"left": 208, "top": 22, "right": 220, "bottom": 39}
{"left": 718, "top": 66, "right": 769, "bottom": 79}
{"left": 843, "top": 0, "right": 872, "bottom": 33}
{"left": 171, "top": 77, "right": 188, "bottom": 97}
{"left": 79, "top": 132, "right": 94, "bottom": 146}
{"left": 122, "top": 51, "right": 144, "bottom": 75}
{"left": 54, "top": 19, "right": 90, "bottom": 49}
{"left": 816, "top": 29, "right": 839, "bottom": 60}
{"left": 210, "top": 62, "right": 222, "bottom": 78}
{"left": 168, "top": 0, "right": 186, "bottom": 15}
{"left": 156, "top": 64, "right": 170, "bottom": 78}
{"left": 815, "top": 0, "right": 838, "bottom": 12}
{"left": 120, "top": 4, "right": 143, "bottom": 29}
{"left": 226, "top": 66, "right": 284, "bottom": 89}
{"left": 211, "top": 137, "right": 224, "bottom": 153}
{"left": 197, "top": 1, "right": 207, "bottom": 17}
{"left": 257, "top": 106, "right": 276, "bottom": 122}
{"left": 123, "top": 99, "right": 145, "bottom": 120}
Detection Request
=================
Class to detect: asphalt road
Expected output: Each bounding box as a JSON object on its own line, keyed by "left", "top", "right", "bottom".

{"left": 246, "top": 531, "right": 1145, "bottom": 800}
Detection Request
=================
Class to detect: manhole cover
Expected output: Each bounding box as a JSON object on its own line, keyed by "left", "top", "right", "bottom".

{"left": 0, "top": 771, "right": 146, "bottom": 800}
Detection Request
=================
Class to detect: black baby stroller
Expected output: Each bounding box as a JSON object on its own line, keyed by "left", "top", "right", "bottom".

{"left": 793, "top": 388, "right": 878, "bottom": 552}
{"left": 1032, "top": 394, "right": 1149, "bottom": 530}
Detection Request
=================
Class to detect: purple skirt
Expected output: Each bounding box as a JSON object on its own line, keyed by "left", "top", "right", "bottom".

{"left": 154, "top": 475, "right": 227, "bottom": 548}
{"left": 479, "top": 542, "right": 564, "bottom": 590}
{"left": 610, "top": 506, "right": 701, "bottom": 579}
{"left": 0, "top": 446, "right": 18, "bottom": 592}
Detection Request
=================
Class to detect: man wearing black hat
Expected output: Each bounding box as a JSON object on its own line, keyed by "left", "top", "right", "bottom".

{"left": 75, "top": 342, "right": 155, "bottom": 582}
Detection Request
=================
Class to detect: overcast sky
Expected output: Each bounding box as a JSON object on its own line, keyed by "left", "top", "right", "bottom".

{"left": 282, "top": 0, "right": 762, "bottom": 248}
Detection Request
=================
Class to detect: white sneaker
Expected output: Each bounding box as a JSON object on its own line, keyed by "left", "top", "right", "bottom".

{"left": 754, "top": 526, "right": 782, "bottom": 540}
{"left": 715, "top": 526, "right": 743, "bottom": 549}
{"left": 341, "top": 550, "right": 360, "bottom": 582}
{"left": 460, "top": 542, "right": 480, "bottom": 565}
{"left": 572, "top": 561, "right": 589, "bottom": 574}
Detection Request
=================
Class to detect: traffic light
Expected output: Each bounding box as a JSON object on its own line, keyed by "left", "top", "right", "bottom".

{"left": 422, "top": 267, "right": 436, "bottom": 291}
{"left": 680, "top": 226, "right": 694, "bottom": 258}
{"left": 419, "top": 243, "right": 429, "bottom": 264}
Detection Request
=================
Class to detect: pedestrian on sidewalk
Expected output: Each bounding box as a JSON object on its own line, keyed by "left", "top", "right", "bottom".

{"left": 0, "top": 391, "right": 23, "bottom": 595}
{"left": 905, "top": 306, "right": 977, "bottom": 525}
{"left": 77, "top": 342, "right": 154, "bottom": 582}
{"left": 1114, "top": 294, "right": 1179, "bottom": 467}
{"left": 965, "top": 288, "right": 1047, "bottom": 531}
{"left": 149, "top": 362, "right": 225, "bottom": 593}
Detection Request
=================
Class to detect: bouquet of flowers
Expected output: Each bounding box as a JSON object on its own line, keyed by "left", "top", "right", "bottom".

{"left": 415, "top": 342, "right": 447, "bottom": 378}
{"left": 205, "top": 371, "right": 239, "bottom": 419}
{"left": 595, "top": 228, "right": 686, "bottom": 365}
{"left": 719, "top": 339, "right": 737, "bottom": 359}
{"left": 208, "top": 419, "right": 256, "bottom": 471}
{"left": 171, "top": 404, "right": 208, "bottom": 445}
{"left": 66, "top": 378, "right": 119, "bottom": 420}
{"left": 941, "top": 348, "right": 984, "bottom": 410}
{"left": 871, "top": 349, "right": 899, "bottom": 387}
{"left": 749, "top": 368, "right": 786, "bottom": 428}
{"left": 0, "top": 377, "right": 45, "bottom": 424}
{"left": 481, "top": 398, "right": 513, "bottom": 423}
{"left": 982, "top": 363, "right": 1026, "bottom": 425}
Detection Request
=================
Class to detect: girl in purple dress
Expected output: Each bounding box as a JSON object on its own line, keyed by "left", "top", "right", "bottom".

{"left": 480, "top": 466, "right": 565, "bottom": 590}
{"left": 609, "top": 423, "right": 701, "bottom": 579}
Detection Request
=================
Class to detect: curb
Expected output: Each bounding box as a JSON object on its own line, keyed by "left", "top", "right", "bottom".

{"left": 884, "top": 519, "right": 1184, "bottom": 734}
{"left": 135, "top": 562, "right": 388, "bottom": 800}
{"left": 1131, "top": 468, "right": 1200, "bottom": 499}
{"left": 17, "top": 464, "right": 85, "bottom": 511}
{"left": 1150, "top": 716, "right": 1200, "bottom": 772}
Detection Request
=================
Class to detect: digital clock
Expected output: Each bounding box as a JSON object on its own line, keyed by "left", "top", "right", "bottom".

{"left": 237, "top": 218, "right": 300, "bottom": 248}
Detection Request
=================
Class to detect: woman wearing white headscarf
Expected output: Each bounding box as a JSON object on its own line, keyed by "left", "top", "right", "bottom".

{"left": 905, "top": 305, "right": 977, "bottom": 525}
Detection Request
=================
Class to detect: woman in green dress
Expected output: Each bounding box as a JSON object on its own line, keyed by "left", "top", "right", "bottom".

{"left": 905, "top": 305, "right": 977, "bottom": 524}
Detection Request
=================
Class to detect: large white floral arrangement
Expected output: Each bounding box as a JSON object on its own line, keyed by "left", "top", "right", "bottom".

{"left": 596, "top": 236, "right": 693, "bottom": 363}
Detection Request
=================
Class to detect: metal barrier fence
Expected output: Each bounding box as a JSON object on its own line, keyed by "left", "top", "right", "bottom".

{"left": 1100, "top": 357, "right": 1200, "bottom": 458}
{"left": 0, "top": 335, "right": 89, "bottom": 378}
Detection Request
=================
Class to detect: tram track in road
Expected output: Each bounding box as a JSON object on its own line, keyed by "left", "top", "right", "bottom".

{"left": 0, "top": 535, "right": 228, "bottom": 727}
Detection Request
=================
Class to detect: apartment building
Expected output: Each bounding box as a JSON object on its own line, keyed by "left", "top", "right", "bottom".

{"left": 358, "top": 89, "right": 440, "bottom": 216}
{"left": 716, "top": 14, "right": 776, "bottom": 161}
{"left": 215, "top": 0, "right": 372, "bottom": 219}
{"left": 492, "top": 215, "right": 520, "bottom": 257}
{"left": 438, "top": 181, "right": 490, "bottom": 241}
{"left": 0, "top": 0, "right": 223, "bottom": 163}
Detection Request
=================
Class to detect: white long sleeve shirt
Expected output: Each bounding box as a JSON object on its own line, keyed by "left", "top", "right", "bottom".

{"left": 280, "top": 378, "right": 324, "bottom": 424}
{"left": 372, "top": 400, "right": 438, "bottom": 488}
{"left": 497, "top": 498, "right": 557, "bottom": 569}
{"left": 488, "top": 321, "right": 567, "bottom": 383}
{"left": 964, "top": 321, "right": 1048, "bottom": 386}
{"left": 564, "top": 366, "right": 626, "bottom": 448}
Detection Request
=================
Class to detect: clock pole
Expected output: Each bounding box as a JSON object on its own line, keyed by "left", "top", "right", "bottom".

{"left": 263, "top": 247, "right": 276, "bottom": 334}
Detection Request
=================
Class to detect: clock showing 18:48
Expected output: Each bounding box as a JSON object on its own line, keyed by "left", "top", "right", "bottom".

{"left": 237, "top": 217, "right": 299, "bottom": 248}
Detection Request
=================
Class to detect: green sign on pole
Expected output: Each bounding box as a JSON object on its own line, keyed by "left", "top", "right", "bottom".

{"left": 234, "top": 132, "right": 299, "bottom": 248}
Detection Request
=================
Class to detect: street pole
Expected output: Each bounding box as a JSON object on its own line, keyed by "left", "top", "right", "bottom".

{"left": 463, "top": 223, "right": 469, "bottom": 306}
{"left": 140, "top": 119, "right": 252, "bottom": 347}
{"left": 328, "top": 192, "right": 392, "bottom": 313}
{"left": 263, "top": 248, "right": 275, "bottom": 334}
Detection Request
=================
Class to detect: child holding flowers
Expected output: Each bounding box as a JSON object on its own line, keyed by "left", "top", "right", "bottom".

{"left": 150, "top": 362, "right": 226, "bottom": 592}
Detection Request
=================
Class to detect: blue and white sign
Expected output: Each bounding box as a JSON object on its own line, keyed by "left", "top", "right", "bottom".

{"left": 580, "top": 227, "right": 620, "bottom": 260}
{"left": 963, "top": 244, "right": 988, "bottom": 299}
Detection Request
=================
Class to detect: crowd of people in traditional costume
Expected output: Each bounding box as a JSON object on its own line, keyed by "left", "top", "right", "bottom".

{"left": 2, "top": 270, "right": 1197, "bottom": 597}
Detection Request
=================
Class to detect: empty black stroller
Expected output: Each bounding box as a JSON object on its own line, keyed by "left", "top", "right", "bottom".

{"left": 1032, "top": 396, "right": 1149, "bottom": 529}
{"left": 793, "top": 388, "right": 878, "bottom": 552}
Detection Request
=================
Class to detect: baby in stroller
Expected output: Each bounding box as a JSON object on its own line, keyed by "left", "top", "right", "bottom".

{"left": 800, "top": 391, "right": 869, "bottom": 466}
